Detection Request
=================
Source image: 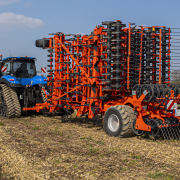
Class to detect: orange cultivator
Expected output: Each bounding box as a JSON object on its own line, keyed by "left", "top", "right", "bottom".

{"left": 24, "top": 20, "right": 180, "bottom": 140}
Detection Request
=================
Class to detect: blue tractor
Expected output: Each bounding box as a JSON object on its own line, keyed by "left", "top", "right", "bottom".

{"left": 0, "top": 56, "right": 47, "bottom": 118}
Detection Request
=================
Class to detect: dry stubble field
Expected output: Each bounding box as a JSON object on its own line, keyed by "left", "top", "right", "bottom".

{"left": 0, "top": 112, "right": 179, "bottom": 180}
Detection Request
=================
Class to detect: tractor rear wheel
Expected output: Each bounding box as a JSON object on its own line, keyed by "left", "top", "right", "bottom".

{"left": 9, "top": 88, "right": 21, "bottom": 118}
{"left": 103, "top": 105, "right": 135, "bottom": 137}
{"left": 0, "top": 84, "right": 15, "bottom": 118}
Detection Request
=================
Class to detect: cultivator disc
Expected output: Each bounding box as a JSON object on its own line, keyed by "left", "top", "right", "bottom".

{"left": 101, "top": 21, "right": 127, "bottom": 90}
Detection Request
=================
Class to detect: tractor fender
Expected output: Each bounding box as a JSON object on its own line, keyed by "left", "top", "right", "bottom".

{"left": 0, "top": 76, "right": 22, "bottom": 87}
{"left": 30, "top": 76, "right": 47, "bottom": 86}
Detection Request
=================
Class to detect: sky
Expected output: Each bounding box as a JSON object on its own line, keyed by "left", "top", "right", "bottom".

{"left": 0, "top": 0, "right": 180, "bottom": 72}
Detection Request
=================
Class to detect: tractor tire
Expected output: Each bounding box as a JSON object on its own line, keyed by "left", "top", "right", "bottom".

{"left": 41, "top": 89, "right": 48, "bottom": 103}
{"left": 0, "top": 84, "right": 15, "bottom": 118}
{"left": 35, "top": 39, "right": 49, "bottom": 48}
{"left": 103, "top": 105, "right": 135, "bottom": 138}
{"left": 9, "top": 88, "right": 21, "bottom": 118}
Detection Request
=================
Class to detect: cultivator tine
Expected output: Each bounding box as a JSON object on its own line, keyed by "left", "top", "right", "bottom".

{"left": 172, "top": 125, "right": 179, "bottom": 139}
{"left": 65, "top": 34, "right": 75, "bottom": 36}
{"left": 93, "top": 40, "right": 98, "bottom": 52}
{"left": 177, "top": 124, "right": 180, "bottom": 134}
{"left": 178, "top": 126, "right": 180, "bottom": 139}
{"left": 170, "top": 125, "right": 178, "bottom": 139}
{"left": 94, "top": 66, "right": 99, "bottom": 73}
{"left": 92, "top": 82, "right": 96, "bottom": 94}
{"left": 159, "top": 127, "right": 167, "bottom": 140}
{"left": 94, "top": 60, "right": 100, "bottom": 73}
{"left": 174, "top": 124, "right": 180, "bottom": 139}
{"left": 49, "top": 32, "right": 62, "bottom": 35}
{"left": 165, "top": 125, "right": 172, "bottom": 140}
{"left": 162, "top": 126, "right": 169, "bottom": 140}
{"left": 93, "top": 46, "right": 97, "bottom": 52}
{"left": 166, "top": 125, "right": 173, "bottom": 140}
{"left": 91, "top": 102, "right": 95, "bottom": 115}
{"left": 171, "top": 125, "right": 178, "bottom": 140}
{"left": 158, "top": 119, "right": 170, "bottom": 141}
{"left": 97, "top": 114, "right": 103, "bottom": 127}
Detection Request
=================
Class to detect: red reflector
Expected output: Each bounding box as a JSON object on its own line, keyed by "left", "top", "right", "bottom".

{"left": 9, "top": 79, "right": 14, "bottom": 81}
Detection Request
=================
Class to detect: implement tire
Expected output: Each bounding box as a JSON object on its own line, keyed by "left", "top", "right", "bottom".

{"left": 9, "top": 88, "right": 21, "bottom": 118}
{"left": 103, "top": 105, "right": 135, "bottom": 138}
{"left": 35, "top": 39, "right": 49, "bottom": 48}
{"left": 0, "top": 84, "right": 15, "bottom": 118}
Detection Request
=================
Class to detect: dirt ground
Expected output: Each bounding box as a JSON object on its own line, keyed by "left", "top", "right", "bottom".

{"left": 0, "top": 112, "right": 179, "bottom": 180}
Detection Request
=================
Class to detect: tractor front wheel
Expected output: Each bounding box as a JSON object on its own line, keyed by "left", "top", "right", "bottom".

{"left": 103, "top": 105, "right": 135, "bottom": 138}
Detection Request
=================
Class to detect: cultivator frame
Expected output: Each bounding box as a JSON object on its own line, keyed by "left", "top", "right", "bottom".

{"left": 24, "top": 20, "right": 180, "bottom": 140}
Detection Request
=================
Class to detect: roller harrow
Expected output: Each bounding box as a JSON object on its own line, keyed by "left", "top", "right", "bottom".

{"left": 24, "top": 20, "right": 180, "bottom": 140}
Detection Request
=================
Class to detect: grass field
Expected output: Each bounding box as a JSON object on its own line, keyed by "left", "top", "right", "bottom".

{"left": 0, "top": 113, "right": 179, "bottom": 180}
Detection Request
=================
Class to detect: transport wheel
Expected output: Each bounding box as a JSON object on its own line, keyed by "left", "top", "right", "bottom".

{"left": 35, "top": 39, "right": 49, "bottom": 48}
{"left": 103, "top": 105, "right": 135, "bottom": 137}
{"left": 0, "top": 84, "right": 15, "bottom": 118}
{"left": 41, "top": 89, "right": 48, "bottom": 103}
{"left": 9, "top": 88, "right": 21, "bottom": 118}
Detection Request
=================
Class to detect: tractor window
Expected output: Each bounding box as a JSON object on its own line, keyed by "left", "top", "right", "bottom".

{"left": 27, "top": 63, "right": 35, "bottom": 75}
{"left": 12, "top": 60, "right": 36, "bottom": 78}
{"left": 1, "top": 61, "right": 11, "bottom": 75}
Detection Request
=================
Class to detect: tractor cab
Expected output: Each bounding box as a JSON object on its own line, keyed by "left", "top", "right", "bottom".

{"left": 1, "top": 57, "right": 36, "bottom": 78}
